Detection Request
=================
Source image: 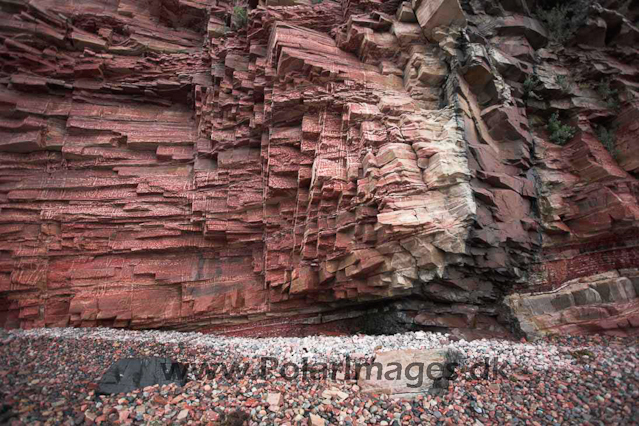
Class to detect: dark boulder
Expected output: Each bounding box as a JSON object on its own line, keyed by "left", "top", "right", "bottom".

{"left": 0, "top": 391, "right": 15, "bottom": 424}
{"left": 97, "top": 357, "right": 187, "bottom": 395}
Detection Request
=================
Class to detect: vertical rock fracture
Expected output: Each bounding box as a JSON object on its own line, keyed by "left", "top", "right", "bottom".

{"left": 0, "top": 0, "right": 637, "bottom": 338}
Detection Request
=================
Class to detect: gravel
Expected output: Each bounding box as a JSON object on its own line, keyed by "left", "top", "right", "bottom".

{"left": 1, "top": 328, "right": 638, "bottom": 425}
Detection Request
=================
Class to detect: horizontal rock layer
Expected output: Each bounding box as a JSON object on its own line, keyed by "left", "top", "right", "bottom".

{"left": 0, "top": 0, "right": 637, "bottom": 337}
{"left": 505, "top": 269, "right": 639, "bottom": 337}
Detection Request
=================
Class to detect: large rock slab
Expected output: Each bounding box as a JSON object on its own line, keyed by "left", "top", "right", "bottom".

{"left": 505, "top": 270, "right": 639, "bottom": 338}
{"left": 358, "top": 348, "right": 463, "bottom": 397}
{"left": 412, "top": 0, "right": 467, "bottom": 41}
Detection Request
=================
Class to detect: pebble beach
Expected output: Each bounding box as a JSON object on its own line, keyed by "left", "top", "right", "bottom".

{"left": 0, "top": 328, "right": 638, "bottom": 425}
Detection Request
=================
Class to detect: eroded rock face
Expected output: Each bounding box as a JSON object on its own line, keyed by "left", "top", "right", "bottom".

{"left": 0, "top": 0, "right": 637, "bottom": 337}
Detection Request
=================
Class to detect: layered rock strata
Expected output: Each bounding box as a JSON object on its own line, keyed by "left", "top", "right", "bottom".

{"left": 505, "top": 269, "right": 639, "bottom": 337}
{"left": 0, "top": 0, "right": 637, "bottom": 337}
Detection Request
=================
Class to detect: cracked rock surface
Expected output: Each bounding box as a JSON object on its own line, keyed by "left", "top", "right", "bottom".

{"left": 0, "top": 0, "right": 638, "bottom": 337}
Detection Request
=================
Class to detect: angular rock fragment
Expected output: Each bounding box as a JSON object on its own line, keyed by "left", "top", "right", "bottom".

{"left": 97, "top": 358, "right": 187, "bottom": 395}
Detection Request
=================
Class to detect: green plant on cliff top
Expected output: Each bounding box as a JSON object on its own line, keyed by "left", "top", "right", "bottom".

{"left": 597, "top": 80, "right": 620, "bottom": 110}
{"left": 547, "top": 112, "right": 577, "bottom": 146}
{"left": 232, "top": 6, "right": 247, "bottom": 29}
{"left": 537, "top": 0, "right": 592, "bottom": 43}
{"left": 596, "top": 125, "right": 619, "bottom": 160}
{"left": 555, "top": 75, "right": 573, "bottom": 93}
{"left": 523, "top": 74, "right": 543, "bottom": 101}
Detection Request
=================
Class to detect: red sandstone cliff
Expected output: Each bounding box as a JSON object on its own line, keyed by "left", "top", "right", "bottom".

{"left": 0, "top": 0, "right": 637, "bottom": 337}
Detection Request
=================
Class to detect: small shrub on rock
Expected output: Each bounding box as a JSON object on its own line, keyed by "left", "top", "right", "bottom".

{"left": 537, "top": 0, "right": 592, "bottom": 43}
{"left": 555, "top": 75, "right": 572, "bottom": 93}
{"left": 523, "top": 74, "right": 543, "bottom": 101}
{"left": 547, "top": 112, "right": 577, "bottom": 146}
{"left": 596, "top": 125, "right": 618, "bottom": 160}
{"left": 232, "top": 6, "right": 248, "bottom": 29}
{"left": 597, "top": 80, "right": 620, "bottom": 110}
